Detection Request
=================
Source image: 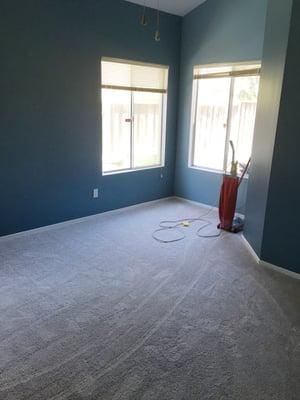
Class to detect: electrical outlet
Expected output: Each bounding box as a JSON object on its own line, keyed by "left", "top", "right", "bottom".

{"left": 93, "top": 188, "right": 99, "bottom": 198}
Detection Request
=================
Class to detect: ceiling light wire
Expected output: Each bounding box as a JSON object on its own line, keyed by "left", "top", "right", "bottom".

{"left": 155, "top": 0, "right": 161, "bottom": 42}
{"left": 140, "top": 0, "right": 148, "bottom": 26}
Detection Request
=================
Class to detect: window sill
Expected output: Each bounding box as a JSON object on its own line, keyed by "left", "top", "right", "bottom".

{"left": 189, "top": 165, "right": 224, "bottom": 175}
{"left": 102, "top": 164, "right": 164, "bottom": 176}
{"left": 188, "top": 165, "right": 249, "bottom": 179}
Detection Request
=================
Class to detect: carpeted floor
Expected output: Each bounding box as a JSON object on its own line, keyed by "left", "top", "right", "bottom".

{"left": 0, "top": 198, "right": 299, "bottom": 400}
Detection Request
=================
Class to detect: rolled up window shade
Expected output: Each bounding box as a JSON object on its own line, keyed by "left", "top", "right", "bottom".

{"left": 101, "top": 59, "right": 168, "bottom": 93}
{"left": 194, "top": 63, "right": 261, "bottom": 80}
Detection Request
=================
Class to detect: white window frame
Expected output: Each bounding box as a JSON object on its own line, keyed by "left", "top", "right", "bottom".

{"left": 101, "top": 57, "right": 168, "bottom": 176}
{"left": 188, "top": 61, "right": 261, "bottom": 175}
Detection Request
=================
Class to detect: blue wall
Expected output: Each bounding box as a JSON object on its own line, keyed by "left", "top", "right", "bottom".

{"left": 174, "top": 0, "right": 268, "bottom": 212}
{"left": 0, "top": 0, "right": 181, "bottom": 236}
{"left": 260, "top": 0, "right": 298, "bottom": 274}
{"left": 1, "top": 0, "right": 299, "bottom": 274}
{"left": 244, "top": 0, "right": 293, "bottom": 258}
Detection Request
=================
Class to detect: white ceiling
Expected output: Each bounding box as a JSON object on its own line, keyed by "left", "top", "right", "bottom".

{"left": 124, "top": 0, "right": 208, "bottom": 17}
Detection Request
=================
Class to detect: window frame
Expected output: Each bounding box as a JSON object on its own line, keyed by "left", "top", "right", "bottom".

{"left": 188, "top": 61, "right": 261, "bottom": 176}
{"left": 100, "top": 57, "right": 168, "bottom": 176}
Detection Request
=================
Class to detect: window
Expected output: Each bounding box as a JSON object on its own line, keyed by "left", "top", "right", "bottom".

{"left": 189, "top": 63, "right": 260, "bottom": 175}
{"left": 101, "top": 58, "right": 168, "bottom": 174}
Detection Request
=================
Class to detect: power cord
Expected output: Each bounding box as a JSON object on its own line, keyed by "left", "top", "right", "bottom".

{"left": 152, "top": 207, "right": 221, "bottom": 243}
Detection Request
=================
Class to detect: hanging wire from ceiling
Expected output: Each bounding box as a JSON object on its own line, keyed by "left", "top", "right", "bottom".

{"left": 139, "top": 0, "right": 161, "bottom": 42}
{"left": 154, "top": 0, "right": 161, "bottom": 42}
{"left": 140, "top": 0, "right": 148, "bottom": 26}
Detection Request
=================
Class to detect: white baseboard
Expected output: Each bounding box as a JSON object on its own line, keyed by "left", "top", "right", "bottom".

{"left": 241, "top": 234, "right": 299, "bottom": 280}
{"left": 174, "top": 196, "right": 245, "bottom": 218}
{"left": 174, "top": 196, "right": 218, "bottom": 212}
{"left": 260, "top": 260, "right": 300, "bottom": 280}
{"left": 2, "top": 195, "right": 299, "bottom": 281}
{"left": 0, "top": 196, "right": 173, "bottom": 242}
{"left": 2, "top": 196, "right": 208, "bottom": 243}
{"left": 241, "top": 234, "right": 260, "bottom": 264}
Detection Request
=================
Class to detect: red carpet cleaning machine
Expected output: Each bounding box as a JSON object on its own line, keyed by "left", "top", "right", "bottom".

{"left": 218, "top": 141, "right": 250, "bottom": 233}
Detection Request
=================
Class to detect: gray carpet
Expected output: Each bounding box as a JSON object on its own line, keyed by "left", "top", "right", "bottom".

{"left": 0, "top": 198, "right": 299, "bottom": 400}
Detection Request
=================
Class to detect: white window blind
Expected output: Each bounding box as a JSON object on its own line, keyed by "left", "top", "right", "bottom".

{"left": 101, "top": 59, "right": 168, "bottom": 93}
{"left": 193, "top": 64, "right": 261, "bottom": 80}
